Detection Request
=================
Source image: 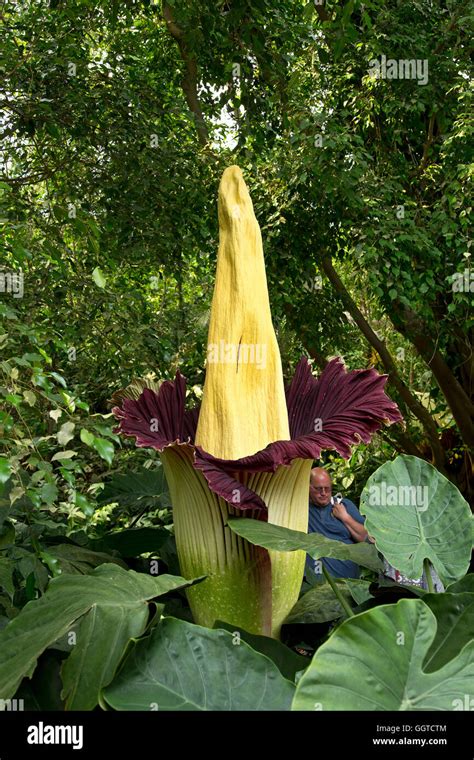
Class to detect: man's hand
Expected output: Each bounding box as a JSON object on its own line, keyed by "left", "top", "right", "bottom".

{"left": 332, "top": 500, "right": 368, "bottom": 543}
{"left": 331, "top": 501, "right": 348, "bottom": 521}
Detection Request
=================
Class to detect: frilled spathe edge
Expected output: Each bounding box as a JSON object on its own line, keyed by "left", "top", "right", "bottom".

{"left": 113, "top": 357, "right": 403, "bottom": 515}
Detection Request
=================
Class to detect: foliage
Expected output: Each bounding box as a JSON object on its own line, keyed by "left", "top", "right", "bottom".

{"left": 1, "top": 454, "right": 471, "bottom": 711}
{"left": 1, "top": 0, "right": 472, "bottom": 496}
{"left": 360, "top": 454, "right": 472, "bottom": 585}
{"left": 0, "top": 0, "right": 471, "bottom": 712}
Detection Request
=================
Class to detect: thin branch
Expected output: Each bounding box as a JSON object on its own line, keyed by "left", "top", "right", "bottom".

{"left": 314, "top": 1, "right": 330, "bottom": 23}
{"left": 319, "top": 254, "right": 446, "bottom": 471}
{"left": 162, "top": 2, "right": 209, "bottom": 147}
{"left": 419, "top": 113, "right": 436, "bottom": 173}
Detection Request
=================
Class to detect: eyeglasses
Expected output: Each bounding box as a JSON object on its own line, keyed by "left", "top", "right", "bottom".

{"left": 313, "top": 486, "right": 331, "bottom": 492}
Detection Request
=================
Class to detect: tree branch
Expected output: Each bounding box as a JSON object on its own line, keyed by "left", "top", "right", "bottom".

{"left": 314, "top": 1, "right": 330, "bottom": 23}
{"left": 162, "top": 2, "right": 209, "bottom": 147}
{"left": 387, "top": 302, "right": 474, "bottom": 448}
{"left": 419, "top": 113, "right": 437, "bottom": 173}
{"left": 319, "top": 255, "right": 447, "bottom": 471}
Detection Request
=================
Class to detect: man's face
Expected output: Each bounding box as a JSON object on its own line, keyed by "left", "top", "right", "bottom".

{"left": 309, "top": 472, "right": 332, "bottom": 506}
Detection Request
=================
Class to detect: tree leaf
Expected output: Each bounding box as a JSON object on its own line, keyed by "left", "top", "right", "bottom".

{"left": 51, "top": 450, "right": 77, "bottom": 462}
{"left": 292, "top": 599, "right": 474, "bottom": 710}
{"left": 360, "top": 455, "right": 471, "bottom": 585}
{"left": 57, "top": 422, "right": 75, "bottom": 446}
{"left": 0, "top": 564, "right": 199, "bottom": 708}
{"left": 92, "top": 267, "right": 106, "bottom": 288}
{"left": 22, "top": 390, "right": 36, "bottom": 407}
{"left": 343, "top": 578, "right": 374, "bottom": 605}
{"left": 102, "top": 617, "right": 295, "bottom": 711}
{"left": 0, "top": 458, "right": 11, "bottom": 485}
{"left": 80, "top": 428, "right": 95, "bottom": 447}
{"left": 49, "top": 372, "right": 67, "bottom": 388}
{"left": 74, "top": 493, "right": 95, "bottom": 517}
{"left": 227, "top": 519, "right": 383, "bottom": 573}
{"left": 9, "top": 486, "right": 24, "bottom": 505}
{"left": 92, "top": 437, "right": 114, "bottom": 464}
{"left": 39, "top": 482, "right": 58, "bottom": 505}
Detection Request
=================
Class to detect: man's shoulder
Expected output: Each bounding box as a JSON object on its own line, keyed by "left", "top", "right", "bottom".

{"left": 342, "top": 497, "right": 363, "bottom": 515}
{"left": 342, "top": 497, "right": 358, "bottom": 510}
{"left": 342, "top": 497, "right": 366, "bottom": 524}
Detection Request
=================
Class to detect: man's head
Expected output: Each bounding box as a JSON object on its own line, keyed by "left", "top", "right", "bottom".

{"left": 309, "top": 467, "right": 332, "bottom": 506}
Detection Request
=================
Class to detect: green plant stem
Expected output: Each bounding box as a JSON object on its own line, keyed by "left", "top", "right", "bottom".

{"left": 423, "top": 558, "right": 435, "bottom": 593}
{"left": 322, "top": 564, "right": 354, "bottom": 618}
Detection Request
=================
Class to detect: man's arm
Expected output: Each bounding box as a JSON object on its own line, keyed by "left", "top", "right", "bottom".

{"left": 331, "top": 501, "right": 368, "bottom": 542}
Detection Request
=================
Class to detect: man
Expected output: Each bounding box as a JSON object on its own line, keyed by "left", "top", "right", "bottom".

{"left": 306, "top": 467, "right": 368, "bottom": 580}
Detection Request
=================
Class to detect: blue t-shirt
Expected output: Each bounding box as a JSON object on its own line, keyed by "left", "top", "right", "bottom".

{"left": 305, "top": 498, "right": 365, "bottom": 579}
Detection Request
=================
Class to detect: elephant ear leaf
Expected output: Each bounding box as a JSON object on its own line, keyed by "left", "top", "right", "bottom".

{"left": 0, "top": 564, "right": 198, "bottom": 709}
{"left": 102, "top": 617, "right": 295, "bottom": 711}
{"left": 359, "top": 455, "right": 471, "bottom": 586}
{"left": 292, "top": 598, "right": 474, "bottom": 711}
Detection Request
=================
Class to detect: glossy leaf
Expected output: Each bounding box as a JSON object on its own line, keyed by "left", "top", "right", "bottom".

{"left": 0, "top": 564, "right": 199, "bottom": 708}
{"left": 213, "top": 620, "right": 307, "bottom": 681}
{"left": 98, "top": 467, "right": 170, "bottom": 509}
{"left": 422, "top": 592, "right": 474, "bottom": 672}
{"left": 360, "top": 456, "right": 471, "bottom": 585}
{"left": 227, "top": 518, "right": 383, "bottom": 573}
{"left": 103, "top": 617, "right": 295, "bottom": 711}
{"left": 292, "top": 599, "right": 474, "bottom": 710}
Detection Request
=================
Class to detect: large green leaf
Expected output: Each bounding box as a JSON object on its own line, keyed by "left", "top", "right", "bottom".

{"left": 227, "top": 519, "right": 383, "bottom": 573}
{"left": 422, "top": 592, "right": 474, "bottom": 672}
{"left": 102, "top": 617, "right": 295, "bottom": 711}
{"left": 0, "top": 558, "right": 14, "bottom": 599}
{"left": 447, "top": 575, "right": 474, "bottom": 594}
{"left": 0, "top": 564, "right": 199, "bottom": 708}
{"left": 285, "top": 581, "right": 354, "bottom": 625}
{"left": 360, "top": 455, "right": 471, "bottom": 585}
{"left": 375, "top": 577, "right": 427, "bottom": 598}
{"left": 98, "top": 467, "right": 170, "bottom": 510}
{"left": 47, "top": 544, "right": 127, "bottom": 574}
{"left": 213, "top": 620, "right": 307, "bottom": 680}
{"left": 15, "top": 651, "right": 65, "bottom": 710}
{"left": 292, "top": 599, "right": 474, "bottom": 710}
{"left": 343, "top": 578, "right": 374, "bottom": 606}
{"left": 89, "top": 527, "right": 170, "bottom": 557}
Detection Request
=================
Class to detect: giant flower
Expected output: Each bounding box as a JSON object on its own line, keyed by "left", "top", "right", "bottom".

{"left": 113, "top": 166, "right": 402, "bottom": 638}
